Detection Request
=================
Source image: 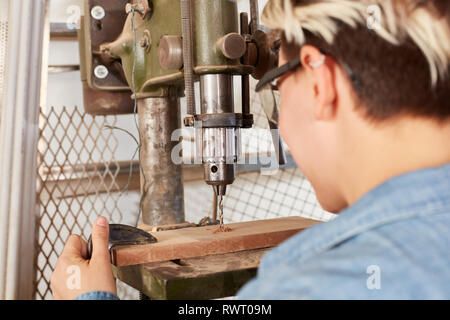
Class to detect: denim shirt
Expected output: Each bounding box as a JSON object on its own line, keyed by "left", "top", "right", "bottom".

{"left": 74, "top": 291, "right": 119, "bottom": 300}
{"left": 76, "top": 164, "right": 450, "bottom": 300}
{"left": 237, "top": 163, "right": 450, "bottom": 299}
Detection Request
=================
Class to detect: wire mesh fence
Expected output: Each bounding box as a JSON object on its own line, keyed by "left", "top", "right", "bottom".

{"left": 36, "top": 106, "right": 137, "bottom": 299}
{"left": 35, "top": 87, "right": 333, "bottom": 299}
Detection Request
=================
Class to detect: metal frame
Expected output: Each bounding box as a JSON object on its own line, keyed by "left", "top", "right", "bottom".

{"left": 0, "top": 0, "right": 47, "bottom": 299}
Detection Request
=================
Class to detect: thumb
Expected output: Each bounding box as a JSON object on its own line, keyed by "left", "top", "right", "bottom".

{"left": 61, "top": 235, "right": 86, "bottom": 260}
{"left": 91, "top": 216, "right": 110, "bottom": 263}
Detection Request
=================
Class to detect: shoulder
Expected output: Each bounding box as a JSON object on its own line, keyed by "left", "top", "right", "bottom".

{"left": 238, "top": 212, "right": 450, "bottom": 299}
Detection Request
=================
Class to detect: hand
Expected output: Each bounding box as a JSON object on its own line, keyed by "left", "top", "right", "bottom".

{"left": 51, "top": 216, "right": 117, "bottom": 300}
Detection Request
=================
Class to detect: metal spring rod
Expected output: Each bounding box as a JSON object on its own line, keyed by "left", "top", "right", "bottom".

{"left": 240, "top": 12, "right": 250, "bottom": 115}
{"left": 181, "top": 0, "right": 196, "bottom": 115}
{"left": 249, "top": 0, "right": 259, "bottom": 34}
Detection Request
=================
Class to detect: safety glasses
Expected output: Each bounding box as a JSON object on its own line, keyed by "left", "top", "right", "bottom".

{"left": 255, "top": 57, "right": 302, "bottom": 92}
{"left": 255, "top": 51, "right": 362, "bottom": 93}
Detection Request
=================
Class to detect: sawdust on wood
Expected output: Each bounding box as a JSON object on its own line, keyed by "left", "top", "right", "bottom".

{"left": 212, "top": 226, "right": 233, "bottom": 234}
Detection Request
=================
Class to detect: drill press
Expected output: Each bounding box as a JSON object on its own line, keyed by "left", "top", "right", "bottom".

{"left": 78, "top": 0, "right": 308, "bottom": 299}
{"left": 80, "top": 0, "right": 279, "bottom": 229}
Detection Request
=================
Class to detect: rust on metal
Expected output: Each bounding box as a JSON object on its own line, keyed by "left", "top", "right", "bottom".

{"left": 138, "top": 97, "right": 185, "bottom": 226}
{"left": 81, "top": 81, "right": 134, "bottom": 115}
{"left": 217, "top": 33, "right": 246, "bottom": 60}
{"left": 251, "top": 30, "right": 278, "bottom": 80}
{"left": 85, "top": 0, "right": 131, "bottom": 90}
{"left": 50, "top": 23, "right": 77, "bottom": 40}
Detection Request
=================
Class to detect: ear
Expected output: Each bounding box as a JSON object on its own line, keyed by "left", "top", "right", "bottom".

{"left": 299, "top": 45, "right": 337, "bottom": 121}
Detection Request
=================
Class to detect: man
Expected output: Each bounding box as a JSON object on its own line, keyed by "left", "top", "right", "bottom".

{"left": 51, "top": 0, "right": 450, "bottom": 299}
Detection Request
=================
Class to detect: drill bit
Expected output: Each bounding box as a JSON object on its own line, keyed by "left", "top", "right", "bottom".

{"left": 218, "top": 194, "right": 224, "bottom": 229}
{"left": 212, "top": 187, "right": 232, "bottom": 233}
{"left": 212, "top": 190, "right": 218, "bottom": 221}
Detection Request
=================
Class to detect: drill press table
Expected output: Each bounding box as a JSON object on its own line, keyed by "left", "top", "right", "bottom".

{"left": 111, "top": 217, "right": 320, "bottom": 299}
{"left": 113, "top": 248, "right": 269, "bottom": 300}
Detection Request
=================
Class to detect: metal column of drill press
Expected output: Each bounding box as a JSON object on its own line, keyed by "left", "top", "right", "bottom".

{"left": 138, "top": 97, "right": 184, "bottom": 226}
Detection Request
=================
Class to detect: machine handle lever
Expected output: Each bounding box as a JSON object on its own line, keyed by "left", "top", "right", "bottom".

{"left": 87, "top": 224, "right": 157, "bottom": 261}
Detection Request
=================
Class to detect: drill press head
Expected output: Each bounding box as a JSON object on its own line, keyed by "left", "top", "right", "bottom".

{"left": 197, "top": 74, "right": 241, "bottom": 197}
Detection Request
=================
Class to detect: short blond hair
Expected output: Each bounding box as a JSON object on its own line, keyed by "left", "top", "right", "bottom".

{"left": 262, "top": 0, "right": 450, "bottom": 85}
{"left": 262, "top": 0, "right": 450, "bottom": 122}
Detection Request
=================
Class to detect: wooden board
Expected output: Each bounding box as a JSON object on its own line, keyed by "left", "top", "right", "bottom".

{"left": 112, "top": 217, "right": 320, "bottom": 267}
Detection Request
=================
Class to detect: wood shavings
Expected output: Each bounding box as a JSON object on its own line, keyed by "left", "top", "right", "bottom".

{"left": 212, "top": 226, "right": 232, "bottom": 234}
